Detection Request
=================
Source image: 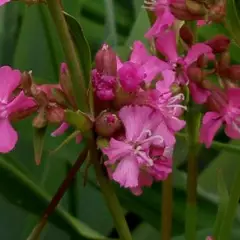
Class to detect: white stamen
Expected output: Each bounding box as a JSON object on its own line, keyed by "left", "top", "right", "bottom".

{"left": 136, "top": 149, "right": 154, "bottom": 166}
{"left": 140, "top": 135, "right": 164, "bottom": 145}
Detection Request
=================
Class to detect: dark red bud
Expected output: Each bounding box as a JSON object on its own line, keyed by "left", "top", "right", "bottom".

{"left": 206, "top": 35, "right": 230, "bottom": 53}
{"left": 31, "top": 85, "right": 48, "bottom": 107}
{"left": 95, "top": 43, "right": 117, "bottom": 76}
{"left": 46, "top": 105, "right": 65, "bottom": 124}
{"left": 227, "top": 65, "right": 240, "bottom": 82}
{"left": 207, "top": 88, "right": 228, "bottom": 112}
{"left": 95, "top": 111, "right": 122, "bottom": 137}
{"left": 180, "top": 24, "right": 194, "bottom": 46}
{"left": 217, "top": 51, "right": 230, "bottom": 77}
{"left": 208, "top": 2, "right": 225, "bottom": 23}
{"left": 187, "top": 67, "right": 204, "bottom": 83}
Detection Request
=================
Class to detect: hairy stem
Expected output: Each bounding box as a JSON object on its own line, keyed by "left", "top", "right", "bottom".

{"left": 161, "top": 174, "right": 173, "bottom": 240}
{"left": 46, "top": 0, "right": 88, "bottom": 112}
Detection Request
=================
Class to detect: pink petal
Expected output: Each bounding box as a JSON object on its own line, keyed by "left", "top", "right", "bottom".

{"left": 0, "top": 119, "right": 18, "bottom": 153}
{"left": 0, "top": 66, "right": 21, "bottom": 103}
{"left": 130, "top": 41, "right": 149, "bottom": 65}
{"left": 145, "top": 11, "right": 174, "bottom": 39}
{"left": 184, "top": 43, "right": 212, "bottom": 66}
{"left": 156, "top": 70, "right": 175, "bottom": 94}
{"left": 200, "top": 112, "right": 222, "bottom": 148}
{"left": 227, "top": 88, "right": 240, "bottom": 106}
{"left": 118, "top": 62, "right": 144, "bottom": 92}
{"left": 116, "top": 57, "right": 123, "bottom": 71}
{"left": 112, "top": 155, "right": 139, "bottom": 188}
{"left": 119, "top": 105, "right": 153, "bottom": 141}
{"left": 103, "top": 138, "right": 133, "bottom": 164}
{"left": 156, "top": 30, "right": 178, "bottom": 62}
{"left": 0, "top": 0, "right": 10, "bottom": 6}
{"left": 225, "top": 121, "right": 240, "bottom": 139}
{"left": 189, "top": 82, "right": 211, "bottom": 104}
{"left": 6, "top": 91, "right": 36, "bottom": 115}
{"left": 151, "top": 158, "right": 172, "bottom": 180}
{"left": 167, "top": 117, "right": 186, "bottom": 132}
{"left": 51, "top": 122, "right": 69, "bottom": 137}
{"left": 142, "top": 56, "right": 170, "bottom": 83}
{"left": 154, "top": 121, "right": 176, "bottom": 146}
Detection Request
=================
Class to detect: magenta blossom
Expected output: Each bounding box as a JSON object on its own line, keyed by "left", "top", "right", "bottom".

{"left": 144, "top": 0, "right": 175, "bottom": 39}
{"left": 0, "top": 66, "right": 36, "bottom": 153}
{"left": 0, "top": 0, "right": 10, "bottom": 6}
{"left": 117, "top": 41, "right": 168, "bottom": 92}
{"left": 156, "top": 30, "right": 212, "bottom": 85}
{"left": 200, "top": 88, "right": 240, "bottom": 148}
{"left": 103, "top": 105, "right": 173, "bottom": 194}
{"left": 92, "top": 69, "right": 116, "bottom": 100}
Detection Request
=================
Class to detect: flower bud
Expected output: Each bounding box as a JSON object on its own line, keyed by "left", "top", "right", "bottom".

{"left": 33, "top": 108, "right": 47, "bottom": 128}
{"left": 208, "top": 2, "right": 225, "bottom": 23}
{"left": 207, "top": 88, "right": 228, "bottom": 112}
{"left": 227, "top": 65, "right": 240, "bottom": 82}
{"left": 187, "top": 67, "right": 204, "bottom": 83}
{"left": 206, "top": 35, "right": 230, "bottom": 53}
{"left": 95, "top": 43, "right": 117, "bottom": 76}
{"left": 186, "top": 0, "right": 207, "bottom": 16}
{"left": 37, "top": 84, "right": 61, "bottom": 102}
{"left": 51, "top": 88, "right": 69, "bottom": 107}
{"left": 31, "top": 85, "right": 48, "bottom": 107}
{"left": 59, "top": 63, "right": 76, "bottom": 107}
{"left": 170, "top": 1, "right": 205, "bottom": 20}
{"left": 47, "top": 105, "right": 65, "bottom": 124}
{"left": 21, "top": 71, "right": 33, "bottom": 95}
{"left": 180, "top": 24, "right": 194, "bottom": 46}
{"left": 113, "top": 87, "right": 136, "bottom": 109}
{"left": 95, "top": 111, "right": 122, "bottom": 137}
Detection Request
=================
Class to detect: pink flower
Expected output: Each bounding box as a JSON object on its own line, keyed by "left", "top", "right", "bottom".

{"left": 0, "top": 0, "right": 10, "bottom": 6}
{"left": 144, "top": 0, "right": 175, "bottom": 39}
{"left": 0, "top": 66, "right": 36, "bottom": 153}
{"left": 117, "top": 41, "right": 168, "bottom": 92}
{"left": 189, "top": 81, "right": 211, "bottom": 104}
{"left": 92, "top": 69, "right": 116, "bottom": 100}
{"left": 103, "top": 105, "right": 173, "bottom": 194}
{"left": 200, "top": 88, "right": 240, "bottom": 147}
{"left": 156, "top": 30, "right": 212, "bottom": 85}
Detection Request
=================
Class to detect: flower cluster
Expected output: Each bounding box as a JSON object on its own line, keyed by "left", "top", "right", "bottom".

{"left": 1, "top": 0, "right": 240, "bottom": 196}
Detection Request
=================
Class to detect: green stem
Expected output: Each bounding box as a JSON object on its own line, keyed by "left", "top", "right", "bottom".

{"left": 219, "top": 168, "right": 240, "bottom": 240}
{"left": 46, "top": 0, "right": 88, "bottom": 112}
{"left": 89, "top": 142, "right": 132, "bottom": 240}
{"left": 161, "top": 174, "right": 173, "bottom": 240}
{"left": 185, "top": 103, "right": 201, "bottom": 240}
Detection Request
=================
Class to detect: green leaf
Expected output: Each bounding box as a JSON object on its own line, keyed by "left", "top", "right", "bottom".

{"left": 64, "top": 11, "right": 92, "bottom": 85}
{"left": 213, "top": 171, "right": 229, "bottom": 239}
{"left": 0, "top": 155, "right": 113, "bottom": 240}
{"left": 225, "top": 0, "right": 240, "bottom": 47}
{"left": 64, "top": 109, "right": 93, "bottom": 133}
{"left": 33, "top": 126, "right": 47, "bottom": 165}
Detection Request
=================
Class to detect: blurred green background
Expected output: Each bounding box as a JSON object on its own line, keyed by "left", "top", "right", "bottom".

{"left": 1, "top": 0, "right": 240, "bottom": 239}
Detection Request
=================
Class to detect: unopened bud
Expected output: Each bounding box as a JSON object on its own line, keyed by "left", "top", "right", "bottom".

{"left": 31, "top": 85, "right": 48, "bottom": 107}
{"left": 227, "top": 65, "right": 240, "bottom": 82}
{"left": 21, "top": 71, "right": 33, "bottom": 95}
{"left": 95, "top": 43, "right": 117, "bottom": 76}
{"left": 59, "top": 63, "right": 76, "bottom": 107}
{"left": 206, "top": 35, "right": 230, "bottom": 53}
{"left": 113, "top": 87, "right": 136, "bottom": 109}
{"left": 47, "top": 105, "right": 65, "bottom": 124}
{"left": 51, "top": 88, "right": 69, "bottom": 107}
{"left": 217, "top": 51, "right": 230, "bottom": 78}
{"left": 207, "top": 88, "right": 227, "bottom": 112}
{"left": 33, "top": 108, "right": 47, "bottom": 128}
{"left": 187, "top": 67, "right": 204, "bottom": 83}
{"left": 95, "top": 111, "right": 122, "bottom": 137}
{"left": 208, "top": 2, "right": 225, "bottom": 23}
{"left": 186, "top": 0, "right": 207, "bottom": 15}
{"left": 180, "top": 24, "right": 194, "bottom": 46}
{"left": 170, "top": 1, "right": 205, "bottom": 20}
